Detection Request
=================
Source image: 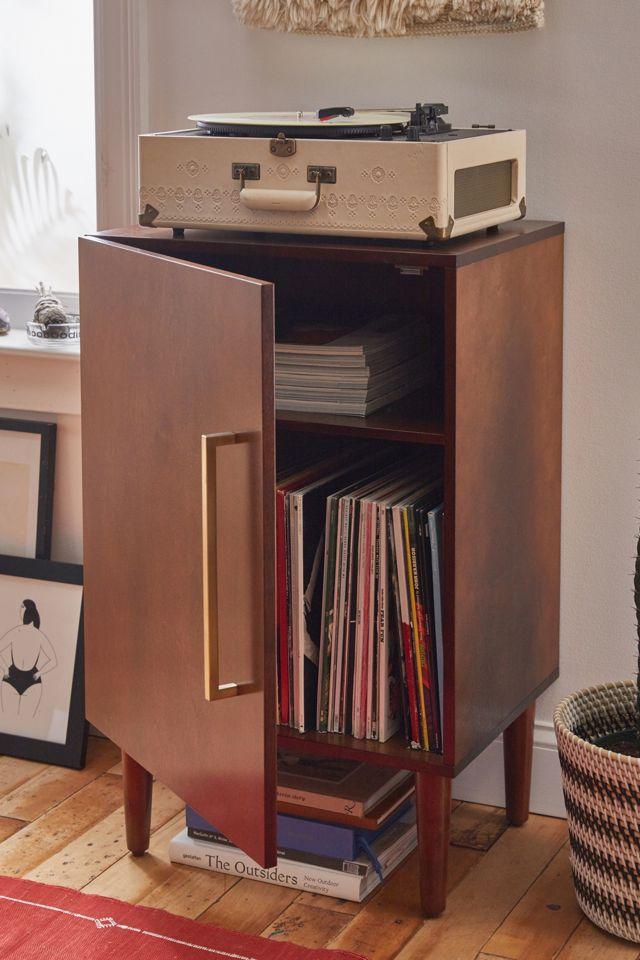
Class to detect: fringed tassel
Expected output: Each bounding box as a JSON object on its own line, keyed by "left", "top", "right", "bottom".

{"left": 231, "top": 0, "right": 544, "bottom": 37}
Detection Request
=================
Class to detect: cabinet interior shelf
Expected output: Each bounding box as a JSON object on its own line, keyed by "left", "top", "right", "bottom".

{"left": 277, "top": 727, "right": 451, "bottom": 775}
{"left": 276, "top": 390, "right": 445, "bottom": 445}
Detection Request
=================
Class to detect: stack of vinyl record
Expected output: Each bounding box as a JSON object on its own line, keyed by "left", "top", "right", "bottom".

{"left": 276, "top": 451, "right": 444, "bottom": 753}
{"left": 275, "top": 315, "right": 432, "bottom": 417}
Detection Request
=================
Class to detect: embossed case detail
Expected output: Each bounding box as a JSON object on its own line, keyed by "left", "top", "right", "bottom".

{"left": 138, "top": 130, "right": 525, "bottom": 241}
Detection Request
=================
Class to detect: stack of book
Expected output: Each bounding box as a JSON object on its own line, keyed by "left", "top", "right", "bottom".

{"left": 170, "top": 756, "right": 416, "bottom": 902}
{"left": 277, "top": 453, "right": 444, "bottom": 752}
{"left": 275, "top": 315, "right": 433, "bottom": 417}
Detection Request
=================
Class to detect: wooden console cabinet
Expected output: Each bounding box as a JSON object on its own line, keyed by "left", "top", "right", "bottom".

{"left": 79, "top": 220, "right": 563, "bottom": 916}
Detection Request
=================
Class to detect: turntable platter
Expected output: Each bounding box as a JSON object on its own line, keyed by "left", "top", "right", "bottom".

{"left": 188, "top": 109, "right": 411, "bottom": 139}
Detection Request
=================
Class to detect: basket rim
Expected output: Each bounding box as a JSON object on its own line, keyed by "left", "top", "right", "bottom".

{"left": 553, "top": 679, "right": 640, "bottom": 767}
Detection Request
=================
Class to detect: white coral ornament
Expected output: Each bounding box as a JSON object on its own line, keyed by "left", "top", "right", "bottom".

{"left": 231, "top": 0, "right": 544, "bottom": 36}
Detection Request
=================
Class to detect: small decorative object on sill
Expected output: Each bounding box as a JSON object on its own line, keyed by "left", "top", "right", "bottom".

{"left": 554, "top": 518, "right": 640, "bottom": 942}
{"left": 27, "top": 283, "right": 80, "bottom": 347}
{"left": 33, "top": 283, "right": 67, "bottom": 327}
{"left": 0, "top": 307, "right": 10, "bottom": 335}
{"left": 231, "top": 0, "right": 544, "bottom": 38}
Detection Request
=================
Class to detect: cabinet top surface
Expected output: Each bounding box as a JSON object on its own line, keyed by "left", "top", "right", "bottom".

{"left": 95, "top": 220, "right": 564, "bottom": 269}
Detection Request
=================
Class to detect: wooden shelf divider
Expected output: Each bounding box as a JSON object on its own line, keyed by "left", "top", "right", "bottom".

{"left": 276, "top": 391, "right": 444, "bottom": 445}
{"left": 277, "top": 727, "right": 451, "bottom": 775}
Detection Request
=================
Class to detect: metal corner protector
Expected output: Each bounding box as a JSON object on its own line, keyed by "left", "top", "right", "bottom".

{"left": 418, "top": 214, "right": 455, "bottom": 242}
{"left": 138, "top": 204, "right": 159, "bottom": 227}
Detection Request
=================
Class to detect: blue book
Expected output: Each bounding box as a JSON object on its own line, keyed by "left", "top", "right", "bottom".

{"left": 186, "top": 801, "right": 412, "bottom": 877}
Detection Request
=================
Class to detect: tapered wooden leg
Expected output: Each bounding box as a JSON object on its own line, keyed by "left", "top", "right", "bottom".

{"left": 503, "top": 703, "right": 535, "bottom": 826}
{"left": 122, "top": 751, "right": 153, "bottom": 856}
{"left": 415, "top": 772, "right": 452, "bottom": 918}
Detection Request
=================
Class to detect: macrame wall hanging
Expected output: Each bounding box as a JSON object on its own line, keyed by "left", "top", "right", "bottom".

{"left": 231, "top": 0, "right": 545, "bottom": 38}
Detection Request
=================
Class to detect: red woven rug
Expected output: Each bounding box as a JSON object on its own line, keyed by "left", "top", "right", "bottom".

{"left": 0, "top": 876, "right": 365, "bottom": 959}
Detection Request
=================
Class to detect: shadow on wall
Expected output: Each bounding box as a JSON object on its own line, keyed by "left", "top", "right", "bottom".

{"left": 0, "top": 126, "right": 83, "bottom": 288}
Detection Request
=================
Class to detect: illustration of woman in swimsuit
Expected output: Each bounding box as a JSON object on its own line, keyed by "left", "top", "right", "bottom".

{"left": 0, "top": 600, "right": 58, "bottom": 719}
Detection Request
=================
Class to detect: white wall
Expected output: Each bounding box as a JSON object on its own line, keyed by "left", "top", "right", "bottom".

{"left": 144, "top": 0, "right": 640, "bottom": 728}
{"left": 0, "top": 0, "right": 95, "bottom": 291}
{"left": 0, "top": 293, "right": 81, "bottom": 566}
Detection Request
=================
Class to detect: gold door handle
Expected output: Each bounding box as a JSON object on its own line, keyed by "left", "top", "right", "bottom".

{"left": 201, "top": 432, "right": 253, "bottom": 701}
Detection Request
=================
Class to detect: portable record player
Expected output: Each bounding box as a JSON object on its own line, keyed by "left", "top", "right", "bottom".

{"left": 138, "top": 103, "right": 526, "bottom": 242}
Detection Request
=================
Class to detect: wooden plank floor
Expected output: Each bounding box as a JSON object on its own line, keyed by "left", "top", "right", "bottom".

{"left": 0, "top": 737, "right": 637, "bottom": 960}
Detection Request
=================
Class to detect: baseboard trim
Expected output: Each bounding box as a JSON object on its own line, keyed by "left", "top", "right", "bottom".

{"left": 452, "top": 720, "right": 566, "bottom": 818}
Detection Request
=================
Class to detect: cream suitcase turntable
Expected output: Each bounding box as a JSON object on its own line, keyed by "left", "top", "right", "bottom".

{"left": 138, "top": 103, "right": 526, "bottom": 242}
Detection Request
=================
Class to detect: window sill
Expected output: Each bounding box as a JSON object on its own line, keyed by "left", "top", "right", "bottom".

{"left": 0, "top": 330, "right": 80, "bottom": 416}
{"left": 0, "top": 329, "right": 80, "bottom": 361}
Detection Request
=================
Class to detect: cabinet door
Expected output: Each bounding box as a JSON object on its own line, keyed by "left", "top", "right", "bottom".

{"left": 79, "top": 237, "right": 276, "bottom": 866}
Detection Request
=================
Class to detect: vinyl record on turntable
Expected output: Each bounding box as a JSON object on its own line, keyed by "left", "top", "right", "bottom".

{"left": 188, "top": 108, "right": 412, "bottom": 139}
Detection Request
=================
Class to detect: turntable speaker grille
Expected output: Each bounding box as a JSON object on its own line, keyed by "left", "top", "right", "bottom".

{"left": 454, "top": 160, "right": 513, "bottom": 219}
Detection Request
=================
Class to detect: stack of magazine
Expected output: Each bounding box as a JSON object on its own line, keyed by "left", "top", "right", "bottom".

{"left": 170, "top": 755, "right": 417, "bottom": 902}
{"left": 275, "top": 315, "right": 433, "bottom": 417}
{"left": 277, "top": 453, "right": 444, "bottom": 752}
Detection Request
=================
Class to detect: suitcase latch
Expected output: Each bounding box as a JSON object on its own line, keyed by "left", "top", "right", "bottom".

{"left": 231, "top": 163, "right": 260, "bottom": 183}
{"left": 307, "top": 166, "right": 337, "bottom": 185}
{"left": 270, "top": 133, "right": 296, "bottom": 157}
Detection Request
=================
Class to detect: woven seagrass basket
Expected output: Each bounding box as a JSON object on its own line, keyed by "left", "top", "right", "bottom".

{"left": 554, "top": 680, "right": 640, "bottom": 942}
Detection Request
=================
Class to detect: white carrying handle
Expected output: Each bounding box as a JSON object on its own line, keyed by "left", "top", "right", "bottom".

{"left": 238, "top": 169, "right": 322, "bottom": 213}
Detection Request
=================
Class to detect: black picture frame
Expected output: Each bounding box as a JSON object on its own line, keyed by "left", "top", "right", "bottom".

{"left": 0, "top": 418, "right": 57, "bottom": 559}
{"left": 0, "top": 556, "right": 87, "bottom": 769}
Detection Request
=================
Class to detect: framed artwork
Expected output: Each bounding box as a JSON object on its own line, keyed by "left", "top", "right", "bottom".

{"left": 0, "top": 418, "right": 56, "bottom": 559}
{"left": 0, "top": 556, "right": 86, "bottom": 768}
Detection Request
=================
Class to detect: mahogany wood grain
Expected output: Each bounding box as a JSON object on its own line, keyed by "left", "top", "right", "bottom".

{"left": 82, "top": 221, "right": 564, "bottom": 916}
{"left": 122, "top": 752, "right": 153, "bottom": 856}
{"left": 441, "top": 267, "right": 458, "bottom": 767}
{"left": 503, "top": 704, "right": 535, "bottom": 826}
{"left": 415, "top": 772, "right": 452, "bottom": 917}
{"left": 96, "top": 220, "right": 563, "bottom": 270}
{"left": 79, "top": 238, "right": 277, "bottom": 867}
{"left": 448, "top": 233, "right": 563, "bottom": 769}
